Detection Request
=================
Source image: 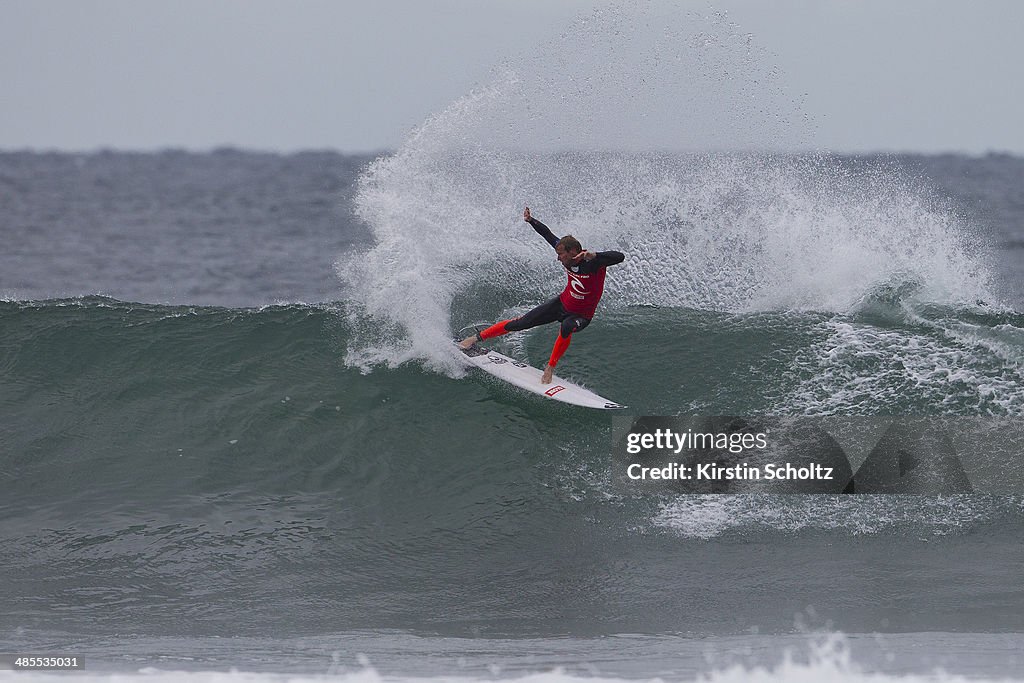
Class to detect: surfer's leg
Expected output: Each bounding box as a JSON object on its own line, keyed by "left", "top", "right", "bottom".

{"left": 503, "top": 297, "right": 563, "bottom": 333}
{"left": 459, "top": 299, "right": 561, "bottom": 349}
{"left": 549, "top": 315, "right": 589, "bottom": 365}
{"left": 541, "top": 315, "right": 590, "bottom": 383}
{"left": 459, "top": 320, "right": 506, "bottom": 348}
{"left": 463, "top": 298, "right": 562, "bottom": 349}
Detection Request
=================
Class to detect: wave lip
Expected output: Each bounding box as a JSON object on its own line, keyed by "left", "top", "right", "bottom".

{"left": 334, "top": 7, "right": 997, "bottom": 371}
{"left": 340, "top": 148, "right": 997, "bottom": 370}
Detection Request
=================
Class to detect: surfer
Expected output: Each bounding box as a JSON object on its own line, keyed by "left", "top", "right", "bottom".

{"left": 459, "top": 207, "right": 625, "bottom": 384}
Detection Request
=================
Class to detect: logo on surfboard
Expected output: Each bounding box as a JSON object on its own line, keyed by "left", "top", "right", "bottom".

{"left": 544, "top": 385, "right": 567, "bottom": 396}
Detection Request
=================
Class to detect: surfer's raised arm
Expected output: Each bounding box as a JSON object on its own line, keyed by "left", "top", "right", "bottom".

{"left": 523, "top": 206, "right": 559, "bottom": 249}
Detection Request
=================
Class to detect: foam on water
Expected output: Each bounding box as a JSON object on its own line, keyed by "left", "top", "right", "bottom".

{"left": 782, "top": 316, "right": 1024, "bottom": 415}
{"left": 4, "top": 639, "right": 1017, "bottom": 683}
{"left": 337, "top": 6, "right": 997, "bottom": 373}
{"left": 652, "top": 494, "right": 1022, "bottom": 540}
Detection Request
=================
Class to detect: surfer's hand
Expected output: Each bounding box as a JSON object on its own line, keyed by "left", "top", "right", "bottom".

{"left": 573, "top": 250, "right": 595, "bottom": 263}
{"left": 523, "top": 206, "right": 531, "bottom": 222}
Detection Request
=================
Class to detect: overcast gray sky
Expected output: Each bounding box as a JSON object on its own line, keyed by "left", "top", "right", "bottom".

{"left": 2, "top": 0, "right": 1021, "bottom": 154}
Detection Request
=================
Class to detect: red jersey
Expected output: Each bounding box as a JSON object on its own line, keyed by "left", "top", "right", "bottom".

{"left": 528, "top": 216, "right": 624, "bottom": 319}
{"left": 560, "top": 265, "right": 610, "bottom": 318}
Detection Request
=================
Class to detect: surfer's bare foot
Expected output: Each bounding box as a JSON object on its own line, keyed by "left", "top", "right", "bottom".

{"left": 459, "top": 335, "right": 477, "bottom": 350}
{"left": 541, "top": 365, "right": 554, "bottom": 384}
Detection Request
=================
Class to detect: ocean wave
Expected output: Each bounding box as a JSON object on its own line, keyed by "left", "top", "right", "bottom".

{"left": 3, "top": 632, "right": 1019, "bottom": 683}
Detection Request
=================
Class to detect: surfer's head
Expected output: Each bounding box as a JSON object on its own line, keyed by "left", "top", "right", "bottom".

{"left": 555, "top": 235, "right": 582, "bottom": 266}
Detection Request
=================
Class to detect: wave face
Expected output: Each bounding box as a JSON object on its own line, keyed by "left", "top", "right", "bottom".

{"left": 4, "top": 298, "right": 1024, "bottom": 644}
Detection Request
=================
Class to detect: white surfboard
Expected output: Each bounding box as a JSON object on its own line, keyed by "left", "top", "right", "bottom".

{"left": 456, "top": 342, "right": 626, "bottom": 410}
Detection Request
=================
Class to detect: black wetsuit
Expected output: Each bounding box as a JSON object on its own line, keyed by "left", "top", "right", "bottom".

{"left": 509, "top": 216, "right": 625, "bottom": 338}
{"left": 476, "top": 216, "right": 625, "bottom": 368}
